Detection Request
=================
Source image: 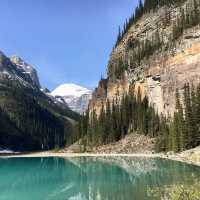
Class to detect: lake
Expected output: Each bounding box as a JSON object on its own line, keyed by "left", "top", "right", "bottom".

{"left": 0, "top": 157, "right": 200, "bottom": 200}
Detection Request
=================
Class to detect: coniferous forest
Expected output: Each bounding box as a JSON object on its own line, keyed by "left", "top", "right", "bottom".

{"left": 2, "top": 1, "right": 200, "bottom": 199}
{"left": 157, "top": 83, "right": 200, "bottom": 152}
{"left": 1, "top": 0, "right": 200, "bottom": 153}
{"left": 77, "top": 83, "right": 200, "bottom": 153}
{"left": 0, "top": 76, "right": 80, "bottom": 151}
{"left": 77, "top": 87, "right": 160, "bottom": 148}
{"left": 76, "top": 0, "right": 200, "bottom": 153}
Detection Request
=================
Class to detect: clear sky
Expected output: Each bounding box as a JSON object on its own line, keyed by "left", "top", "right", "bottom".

{"left": 0, "top": 0, "right": 137, "bottom": 90}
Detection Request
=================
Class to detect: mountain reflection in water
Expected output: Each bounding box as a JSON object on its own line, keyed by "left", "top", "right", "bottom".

{"left": 0, "top": 157, "right": 200, "bottom": 200}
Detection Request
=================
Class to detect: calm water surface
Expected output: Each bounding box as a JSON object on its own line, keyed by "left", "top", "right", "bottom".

{"left": 0, "top": 157, "right": 200, "bottom": 200}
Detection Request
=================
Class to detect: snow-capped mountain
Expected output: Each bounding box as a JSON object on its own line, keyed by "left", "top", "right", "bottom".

{"left": 10, "top": 56, "right": 41, "bottom": 88}
{"left": 0, "top": 50, "right": 90, "bottom": 114}
{"left": 51, "top": 83, "right": 92, "bottom": 113}
{"left": 0, "top": 52, "right": 36, "bottom": 88}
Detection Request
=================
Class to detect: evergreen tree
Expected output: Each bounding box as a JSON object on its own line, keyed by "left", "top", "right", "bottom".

{"left": 172, "top": 112, "right": 180, "bottom": 152}
{"left": 175, "top": 89, "right": 186, "bottom": 151}
{"left": 195, "top": 85, "right": 200, "bottom": 145}
{"left": 184, "top": 83, "right": 197, "bottom": 149}
{"left": 116, "top": 26, "right": 122, "bottom": 46}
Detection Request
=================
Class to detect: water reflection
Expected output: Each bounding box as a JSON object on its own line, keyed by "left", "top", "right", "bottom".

{"left": 0, "top": 157, "right": 199, "bottom": 200}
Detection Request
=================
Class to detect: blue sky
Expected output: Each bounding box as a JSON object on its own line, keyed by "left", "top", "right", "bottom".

{"left": 0, "top": 0, "right": 137, "bottom": 90}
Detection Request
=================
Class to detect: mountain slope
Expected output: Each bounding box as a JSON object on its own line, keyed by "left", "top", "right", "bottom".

{"left": 0, "top": 52, "right": 35, "bottom": 87}
{"left": 0, "top": 52, "right": 80, "bottom": 151}
{"left": 90, "top": 0, "right": 200, "bottom": 116}
{"left": 10, "top": 55, "right": 41, "bottom": 88}
{"left": 51, "top": 83, "right": 92, "bottom": 113}
{"left": 77, "top": 0, "right": 200, "bottom": 153}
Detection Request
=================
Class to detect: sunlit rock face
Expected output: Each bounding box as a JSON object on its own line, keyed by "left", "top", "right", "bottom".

{"left": 89, "top": 0, "right": 200, "bottom": 117}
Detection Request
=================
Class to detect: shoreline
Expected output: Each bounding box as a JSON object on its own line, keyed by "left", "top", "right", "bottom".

{"left": 160, "top": 155, "right": 200, "bottom": 167}
{"left": 1, "top": 151, "right": 200, "bottom": 167}
{"left": 0, "top": 152, "right": 161, "bottom": 158}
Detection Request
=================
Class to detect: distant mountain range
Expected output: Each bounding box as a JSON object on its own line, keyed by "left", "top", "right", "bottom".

{"left": 0, "top": 52, "right": 40, "bottom": 88}
{"left": 0, "top": 51, "right": 92, "bottom": 114}
{"left": 51, "top": 83, "right": 92, "bottom": 114}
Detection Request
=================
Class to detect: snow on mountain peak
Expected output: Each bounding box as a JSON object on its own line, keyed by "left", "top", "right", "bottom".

{"left": 51, "top": 83, "right": 91, "bottom": 98}
{"left": 51, "top": 83, "right": 92, "bottom": 113}
{"left": 10, "top": 55, "right": 41, "bottom": 88}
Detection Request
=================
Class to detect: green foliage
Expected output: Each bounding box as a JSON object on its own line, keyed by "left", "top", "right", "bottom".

{"left": 148, "top": 181, "right": 200, "bottom": 200}
{"left": 172, "top": 1, "right": 200, "bottom": 41}
{"left": 114, "top": 0, "right": 200, "bottom": 80}
{"left": 78, "top": 87, "right": 162, "bottom": 148}
{"left": 0, "top": 77, "right": 79, "bottom": 151}
{"left": 159, "top": 83, "right": 200, "bottom": 153}
{"left": 115, "top": 0, "right": 187, "bottom": 47}
{"left": 77, "top": 82, "right": 200, "bottom": 152}
{"left": 114, "top": 59, "right": 128, "bottom": 80}
{"left": 112, "top": 29, "right": 163, "bottom": 80}
{"left": 129, "top": 29, "right": 162, "bottom": 67}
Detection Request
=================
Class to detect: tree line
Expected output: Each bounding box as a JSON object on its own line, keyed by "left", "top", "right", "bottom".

{"left": 77, "top": 83, "right": 200, "bottom": 153}
{"left": 0, "top": 77, "right": 76, "bottom": 151}
{"left": 115, "top": 0, "right": 187, "bottom": 47}
{"left": 77, "top": 87, "right": 161, "bottom": 149}
{"left": 76, "top": 0, "right": 200, "bottom": 152}
{"left": 158, "top": 83, "right": 200, "bottom": 152}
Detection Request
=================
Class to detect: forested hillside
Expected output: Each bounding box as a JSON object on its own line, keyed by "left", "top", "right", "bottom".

{"left": 0, "top": 76, "right": 80, "bottom": 151}
{"left": 78, "top": 83, "right": 200, "bottom": 153}
{"left": 0, "top": 51, "right": 80, "bottom": 151}
{"left": 76, "top": 0, "right": 200, "bottom": 153}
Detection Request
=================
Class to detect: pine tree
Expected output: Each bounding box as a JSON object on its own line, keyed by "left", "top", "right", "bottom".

{"left": 116, "top": 26, "right": 122, "bottom": 46}
{"left": 192, "top": 0, "right": 200, "bottom": 26}
{"left": 143, "top": 97, "right": 149, "bottom": 135}
{"left": 184, "top": 83, "right": 195, "bottom": 149}
{"left": 196, "top": 85, "right": 200, "bottom": 146}
{"left": 173, "top": 112, "right": 180, "bottom": 152}
{"left": 191, "top": 84, "right": 199, "bottom": 147}
{"left": 155, "top": 115, "right": 169, "bottom": 152}
{"left": 168, "top": 123, "right": 174, "bottom": 151}
{"left": 175, "top": 89, "right": 186, "bottom": 151}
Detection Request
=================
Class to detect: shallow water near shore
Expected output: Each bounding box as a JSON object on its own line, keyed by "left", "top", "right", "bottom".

{"left": 0, "top": 157, "right": 200, "bottom": 200}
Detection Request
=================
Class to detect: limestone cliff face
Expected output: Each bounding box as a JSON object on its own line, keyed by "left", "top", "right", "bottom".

{"left": 89, "top": 0, "right": 200, "bottom": 116}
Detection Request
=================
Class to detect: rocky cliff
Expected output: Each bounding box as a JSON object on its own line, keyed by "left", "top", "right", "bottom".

{"left": 89, "top": 0, "right": 200, "bottom": 117}
{"left": 10, "top": 56, "right": 41, "bottom": 88}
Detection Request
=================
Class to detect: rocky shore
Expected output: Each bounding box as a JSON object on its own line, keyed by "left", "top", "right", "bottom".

{"left": 93, "top": 133, "right": 155, "bottom": 154}
{"left": 162, "top": 146, "right": 200, "bottom": 167}
{"left": 1, "top": 133, "right": 200, "bottom": 167}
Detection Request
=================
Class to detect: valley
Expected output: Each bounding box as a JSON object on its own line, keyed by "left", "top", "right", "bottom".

{"left": 1, "top": 0, "right": 200, "bottom": 199}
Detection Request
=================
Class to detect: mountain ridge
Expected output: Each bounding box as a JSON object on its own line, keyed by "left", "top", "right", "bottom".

{"left": 76, "top": 0, "right": 200, "bottom": 153}
{"left": 89, "top": 0, "right": 200, "bottom": 116}
{"left": 0, "top": 50, "right": 80, "bottom": 151}
{"left": 10, "top": 55, "right": 41, "bottom": 88}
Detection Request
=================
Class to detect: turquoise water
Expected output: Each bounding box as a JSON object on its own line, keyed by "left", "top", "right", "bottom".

{"left": 0, "top": 157, "right": 200, "bottom": 200}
